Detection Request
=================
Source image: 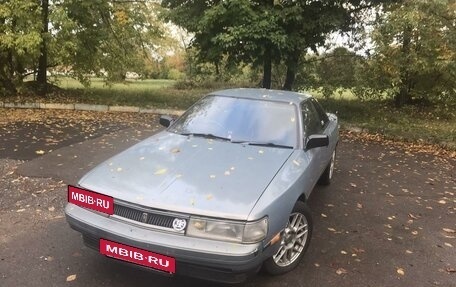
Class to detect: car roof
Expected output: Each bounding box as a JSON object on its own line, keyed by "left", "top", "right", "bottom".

{"left": 208, "top": 88, "right": 311, "bottom": 105}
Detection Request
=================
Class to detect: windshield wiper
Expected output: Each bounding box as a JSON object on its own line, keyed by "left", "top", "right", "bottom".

{"left": 180, "top": 132, "right": 232, "bottom": 142}
{"left": 232, "top": 141, "right": 293, "bottom": 149}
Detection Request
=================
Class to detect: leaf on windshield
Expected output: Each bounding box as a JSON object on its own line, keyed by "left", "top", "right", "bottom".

{"left": 170, "top": 148, "right": 180, "bottom": 154}
{"left": 293, "top": 160, "right": 300, "bottom": 166}
{"left": 139, "top": 157, "right": 145, "bottom": 160}
{"left": 154, "top": 168, "right": 167, "bottom": 175}
{"left": 290, "top": 117, "right": 295, "bottom": 122}
{"left": 248, "top": 157, "right": 254, "bottom": 160}
{"left": 209, "top": 174, "right": 216, "bottom": 179}
{"left": 258, "top": 150, "right": 264, "bottom": 154}
{"left": 224, "top": 171, "right": 231, "bottom": 176}
{"left": 206, "top": 194, "right": 213, "bottom": 200}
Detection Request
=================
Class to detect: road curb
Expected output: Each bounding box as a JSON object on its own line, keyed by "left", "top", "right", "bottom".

{"left": 1, "top": 102, "right": 184, "bottom": 116}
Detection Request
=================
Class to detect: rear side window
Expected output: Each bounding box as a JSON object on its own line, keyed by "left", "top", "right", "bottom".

{"left": 310, "top": 98, "right": 329, "bottom": 128}
{"left": 301, "top": 100, "right": 322, "bottom": 137}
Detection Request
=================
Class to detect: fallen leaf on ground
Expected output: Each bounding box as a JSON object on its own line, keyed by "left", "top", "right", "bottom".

{"left": 336, "top": 268, "right": 348, "bottom": 275}
{"left": 328, "top": 227, "right": 336, "bottom": 232}
{"left": 444, "top": 242, "right": 453, "bottom": 248}
{"left": 408, "top": 213, "right": 418, "bottom": 219}
{"left": 397, "top": 268, "right": 405, "bottom": 276}
{"left": 443, "top": 228, "right": 455, "bottom": 233}
{"left": 66, "top": 274, "right": 77, "bottom": 282}
{"left": 446, "top": 267, "right": 456, "bottom": 273}
{"left": 35, "top": 150, "right": 45, "bottom": 155}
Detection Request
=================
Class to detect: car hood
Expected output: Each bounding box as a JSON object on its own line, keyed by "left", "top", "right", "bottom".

{"left": 78, "top": 132, "right": 293, "bottom": 220}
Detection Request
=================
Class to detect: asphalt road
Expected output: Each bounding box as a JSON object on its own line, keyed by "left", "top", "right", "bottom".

{"left": 0, "top": 108, "right": 455, "bottom": 287}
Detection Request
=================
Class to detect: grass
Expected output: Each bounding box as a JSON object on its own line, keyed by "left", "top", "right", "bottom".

{"left": 3, "top": 77, "right": 455, "bottom": 150}
{"left": 315, "top": 96, "right": 456, "bottom": 150}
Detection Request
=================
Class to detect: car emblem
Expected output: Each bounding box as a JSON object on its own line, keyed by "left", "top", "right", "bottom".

{"left": 172, "top": 218, "right": 187, "bottom": 231}
{"left": 141, "top": 212, "right": 148, "bottom": 223}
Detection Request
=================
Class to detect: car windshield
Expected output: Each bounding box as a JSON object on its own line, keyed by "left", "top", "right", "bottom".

{"left": 169, "top": 95, "right": 298, "bottom": 148}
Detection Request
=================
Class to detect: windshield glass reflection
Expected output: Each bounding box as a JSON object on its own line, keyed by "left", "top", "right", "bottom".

{"left": 170, "top": 95, "right": 298, "bottom": 148}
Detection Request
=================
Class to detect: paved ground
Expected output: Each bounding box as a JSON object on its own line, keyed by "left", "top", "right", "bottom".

{"left": 0, "top": 108, "right": 455, "bottom": 287}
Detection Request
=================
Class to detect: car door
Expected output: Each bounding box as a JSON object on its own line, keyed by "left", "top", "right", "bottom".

{"left": 309, "top": 98, "right": 335, "bottom": 165}
{"left": 301, "top": 100, "right": 327, "bottom": 183}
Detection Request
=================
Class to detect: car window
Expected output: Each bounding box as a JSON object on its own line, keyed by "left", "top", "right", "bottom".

{"left": 301, "top": 100, "right": 322, "bottom": 137}
{"left": 170, "top": 95, "right": 299, "bottom": 147}
{"left": 310, "top": 98, "right": 329, "bottom": 127}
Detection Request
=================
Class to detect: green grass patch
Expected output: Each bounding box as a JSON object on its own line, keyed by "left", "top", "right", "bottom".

{"left": 315, "top": 96, "right": 456, "bottom": 150}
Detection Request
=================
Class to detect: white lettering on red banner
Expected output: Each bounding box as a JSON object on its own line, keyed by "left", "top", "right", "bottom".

{"left": 67, "top": 185, "right": 114, "bottom": 215}
{"left": 100, "top": 239, "right": 176, "bottom": 273}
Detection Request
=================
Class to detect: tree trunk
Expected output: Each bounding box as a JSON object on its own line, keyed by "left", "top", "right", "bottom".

{"left": 283, "top": 51, "right": 299, "bottom": 91}
{"left": 37, "top": 0, "right": 49, "bottom": 95}
{"left": 395, "top": 26, "right": 413, "bottom": 107}
{"left": 262, "top": 48, "right": 272, "bottom": 89}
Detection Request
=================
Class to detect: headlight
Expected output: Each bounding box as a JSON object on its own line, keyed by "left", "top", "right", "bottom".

{"left": 187, "top": 217, "right": 268, "bottom": 243}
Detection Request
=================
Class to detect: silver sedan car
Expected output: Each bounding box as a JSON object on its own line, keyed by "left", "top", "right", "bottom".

{"left": 65, "top": 88, "right": 339, "bottom": 283}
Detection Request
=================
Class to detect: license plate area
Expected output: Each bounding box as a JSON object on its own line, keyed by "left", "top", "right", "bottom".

{"left": 100, "top": 239, "right": 176, "bottom": 273}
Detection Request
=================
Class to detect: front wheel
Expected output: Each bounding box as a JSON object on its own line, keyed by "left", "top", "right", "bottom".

{"left": 263, "top": 201, "right": 313, "bottom": 275}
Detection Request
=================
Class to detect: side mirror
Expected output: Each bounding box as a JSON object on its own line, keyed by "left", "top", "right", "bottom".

{"left": 159, "top": 115, "right": 174, "bottom": 128}
{"left": 305, "top": 134, "right": 329, "bottom": 150}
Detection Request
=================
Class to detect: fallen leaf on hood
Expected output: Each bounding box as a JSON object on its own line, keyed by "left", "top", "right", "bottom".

{"left": 154, "top": 168, "right": 167, "bottom": 175}
{"left": 170, "top": 148, "right": 180, "bottom": 154}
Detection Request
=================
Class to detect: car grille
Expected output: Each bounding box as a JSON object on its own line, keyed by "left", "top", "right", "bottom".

{"left": 113, "top": 203, "right": 178, "bottom": 230}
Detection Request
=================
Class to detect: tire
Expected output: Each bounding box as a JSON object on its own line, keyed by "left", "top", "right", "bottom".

{"left": 263, "top": 201, "right": 313, "bottom": 275}
{"left": 318, "top": 149, "right": 336, "bottom": 185}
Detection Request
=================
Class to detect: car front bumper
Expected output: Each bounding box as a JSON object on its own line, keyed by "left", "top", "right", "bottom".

{"left": 65, "top": 203, "right": 277, "bottom": 283}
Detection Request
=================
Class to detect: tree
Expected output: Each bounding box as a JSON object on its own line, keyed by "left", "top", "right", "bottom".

{"left": 295, "top": 47, "right": 364, "bottom": 98}
{"left": 52, "top": 0, "right": 164, "bottom": 84}
{"left": 162, "top": 0, "right": 388, "bottom": 90}
{"left": 0, "top": 0, "right": 42, "bottom": 95}
{"left": 358, "top": 0, "right": 456, "bottom": 106}
{"left": 1, "top": 0, "right": 165, "bottom": 95}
